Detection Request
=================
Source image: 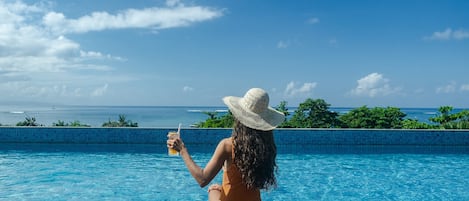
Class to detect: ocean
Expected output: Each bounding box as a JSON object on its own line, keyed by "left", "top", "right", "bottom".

{"left": 0, "top": 105, "right": 228, "bottom": 128}
{"left": 0, "top": 105, "right": 463, "bottom": 128}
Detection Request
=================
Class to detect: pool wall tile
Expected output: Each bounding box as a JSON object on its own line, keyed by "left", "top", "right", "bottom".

{"left": 0, "top": 127, "right": 469, "bottom": 145}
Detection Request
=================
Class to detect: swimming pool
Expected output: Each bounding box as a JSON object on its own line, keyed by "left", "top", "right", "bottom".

{"left": 1, "top": 144, "right": 469, "bottom": 200}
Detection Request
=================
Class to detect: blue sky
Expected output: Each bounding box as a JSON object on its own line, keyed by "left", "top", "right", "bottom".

{"left": 0, "top": 0, "right": 468, "bottom": 108}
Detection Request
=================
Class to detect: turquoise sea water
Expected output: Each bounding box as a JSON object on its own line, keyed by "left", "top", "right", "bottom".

{"left": 0, "top": 106, "right": 228, "bottom": 128}
{"left": 1, "top": 144, "right": 468, "bottom": 200}
{"left": 0, "top": 105, "right": 463, "bottom": 127}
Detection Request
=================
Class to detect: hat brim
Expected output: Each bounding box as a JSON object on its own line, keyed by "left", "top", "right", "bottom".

{"left": 223, "top": 96, "right": 285, "bottom": 131}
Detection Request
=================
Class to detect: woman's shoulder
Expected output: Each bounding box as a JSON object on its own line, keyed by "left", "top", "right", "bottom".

{"left": 220, "top": 137, "right": 232, "bottom": 143}
{"left": 219, "top": 137, "right": 232, "bottom": 153}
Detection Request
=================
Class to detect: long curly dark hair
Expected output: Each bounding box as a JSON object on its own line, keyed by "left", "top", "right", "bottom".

{"left": 232, "top": 119, "right": 278, "bottom": 190}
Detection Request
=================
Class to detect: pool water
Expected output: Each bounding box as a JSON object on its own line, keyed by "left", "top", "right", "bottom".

{"left": 1, "top": 144, "right": 469, "bottom": 200}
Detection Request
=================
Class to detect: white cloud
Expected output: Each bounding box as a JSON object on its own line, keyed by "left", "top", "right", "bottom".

{"left": 183, "top": 86, "right": 194, "bottom": 92}
{"left": 0, "top": 72, "right": 135, "bottom": 103}
{"left": 0, "top": 0, "right": 222, "bottom": 102}
{"left": 350, "top": 73, "right": 400, "bottom": 97}
{"left": 425, "top": 28, "right": 452, "bottom": 40}
{"left": 436, "top": 82, "right": 457, "bottom": 94}
{"left": 277, "top": 40, "right": 289, "bottom": 48}
{"left": 436, "top": 82, "right": 469, "bottom": 93}
{"left": 307, "top": 17, "right": 319, "bottom": 24}
{"left": 424, "top": 28, "right": 469, "bottom": 40}
{"left": 284, "top": 81, "right": 317, "bottom": 97}
{"left": 0, "top": 1, "right": 120, "bottom": 75}
{"left": 0, "top": 73, "right": 30, "bottom": 83}
{"left": 80, "top": 50, "right": 126, "bottom": 61}
{"left": 42, "top": 4, "right": 223, "bottom": 34}
{"left": 453, "top": 30, "right": 469, "bottom": 40}
{"left": 91, "top": 84, "right": 108, "bottom": 97}
{"left": 0, "top": 82, "right": 82, "bottom": 98}
{"left": 461, "top": 84, "right": 469, "bottom": 92}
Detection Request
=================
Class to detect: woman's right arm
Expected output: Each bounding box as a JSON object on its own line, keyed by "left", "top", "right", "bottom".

{"left": 178, "top": 138, "right": 230, "bottom": 187}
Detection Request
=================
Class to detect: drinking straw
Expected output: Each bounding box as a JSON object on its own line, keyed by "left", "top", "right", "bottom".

{"left": 177, "top": 123, "right": 182, "bottom": 135}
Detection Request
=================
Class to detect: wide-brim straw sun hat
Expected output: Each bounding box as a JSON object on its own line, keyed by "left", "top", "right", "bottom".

{"left": 223, "top": 88, "right": 285, "bottom": 131}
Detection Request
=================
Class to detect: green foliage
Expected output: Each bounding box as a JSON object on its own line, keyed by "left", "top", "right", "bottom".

{"left": 285, "top": 98, "right": 339, "bottom": 128}
{"left": 70, "top": 121, "right": 90, "bottom": 127}
{"left": 102, "top": 114, "right": 138, "bottom": 127}
{"left": 429, "top": 106, "right": 469, "bottom": 129}
{"left": 16, "top": 116, "right": 40, "bottom": 126}
{"left": 456, "top": 110, "right": 469, "bottom": 121}
{"left": 275, "top": 101, "right": 290, "bottom": 128}
{"left": 53, "top": 120, "right": 90, "bottom": 127}
{"left": 53, "top": 120, "right": 66, "bottom": 126}
{"left": 402, "top": 119, "right": 434, "bottom": 129}
{"left": 195, "top": 111, "right": 234, "bottom": 128}
{"left": 339, "top": 106, "right": 406, "bottom": 129}
{"left": 443, "top": 121, "right": 469, "bottom": 129}
{"left": 195, "top": 99, "right": 469, "bottom": 130}
{"left": 429, "top": 106, "right": 458, "bottom": 125}
{"left": 275, "top": 101, "right": 290, "bottom": 117}
{"left": 338, "top": 106, "right": 371, "bottom": 128}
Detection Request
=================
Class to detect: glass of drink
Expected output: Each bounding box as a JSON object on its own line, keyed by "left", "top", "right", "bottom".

{"left": 167, "top": 131, "right": 179, "bottom": 156}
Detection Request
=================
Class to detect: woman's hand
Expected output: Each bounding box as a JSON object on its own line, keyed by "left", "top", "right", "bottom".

{"left": 167, "top": 137, "right": 184, "bottom": 152}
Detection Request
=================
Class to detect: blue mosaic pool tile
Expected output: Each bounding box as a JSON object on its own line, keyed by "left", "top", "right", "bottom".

{"left": 0, "top": 127, "right": 469, "bottom": 145}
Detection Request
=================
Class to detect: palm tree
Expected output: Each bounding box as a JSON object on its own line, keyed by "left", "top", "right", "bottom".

{"left": 16, "top": 116, "right": 39, "bottom": 126}
{"left": 102, "top": 114, "right": 138, "bottom": 127}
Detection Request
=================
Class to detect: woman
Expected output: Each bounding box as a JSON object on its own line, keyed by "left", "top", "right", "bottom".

{"left": 168, "top": 88, "right": 285, "bottom": 201}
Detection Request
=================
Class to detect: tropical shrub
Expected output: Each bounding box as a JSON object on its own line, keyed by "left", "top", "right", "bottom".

{"left": 339, "top": 106, "right": 406, "bottom": 129}
{"left": 195, "top": 111, "right": 234, "bottom": 128}
{"left": 443, "top": 121, "right": 469, "bottom": 129}
{"left": 275, "top": 101, "right": 290, "bottom": 128}
{"left": 402, "top": 119, "right": 434, "bottom": 129}
{"left": 430, "top": 106, "right": 469, "bottom": 129}
{"left": 429, "top": 106, "right": 459, "bottom": 125}
{"left": 102, "top": 114, "right": 138, "bottom": 127}
{"left": 53, "top": 120, "right": 90, "bottom": 127}
{"left": 195, "top": 99, "right": 468, "bottom": 129}
{"left": 286, "top": 98, "right": 339, "bottom": 128}
{"left": 16, "top": 116, "right": 40, "bottom": 126}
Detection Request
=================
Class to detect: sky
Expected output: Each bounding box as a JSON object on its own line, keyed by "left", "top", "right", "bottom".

{"left": 0, "top": 0, "right": 468, "bottom": 108}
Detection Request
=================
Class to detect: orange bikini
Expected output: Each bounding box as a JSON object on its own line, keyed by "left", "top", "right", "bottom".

{"left": 219, "top": 145, "right": 261, "bottom": 201}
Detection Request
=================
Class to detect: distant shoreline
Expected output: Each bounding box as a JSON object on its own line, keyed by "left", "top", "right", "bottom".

{"left": 0, "top": 106, "right": 457, "bottom": 127}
